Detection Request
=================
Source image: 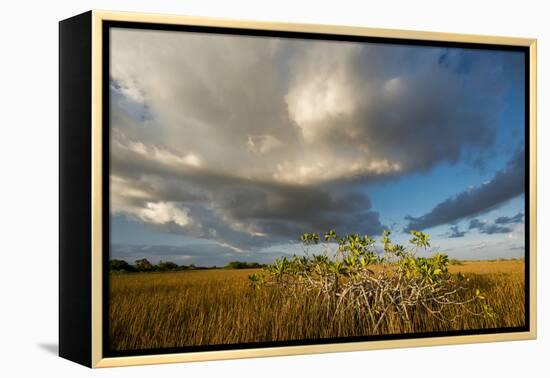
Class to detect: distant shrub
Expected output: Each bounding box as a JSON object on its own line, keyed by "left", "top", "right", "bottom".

{"left": 156, "top": 261, "right": 179, "bottom": 271}
{"left": 449, "top": 259, "right": 464, "bottom": 265}
{"left": 225, "top": 261, "right": 263, "bottom": 269}
{"left": 134, "top": 258, "right": 154, "bottom": 272}
{"left": 109, "top": 259, "right": 135, "bottom": 273}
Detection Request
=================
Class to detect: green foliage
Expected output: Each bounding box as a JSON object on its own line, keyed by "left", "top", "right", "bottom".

{"left": 251, "top": 229, "right": 491, "bottom": 333}
{"left": 247, "top": 273, "right": 265, "bottom": 289}
{"left": 300, "top": 232, "right": 320, "bottom": 244}
{"left": 409, "top": 230, "right": 431, "bottom": 249}
{"left": 134, "top": 258, "right": 154, "bottom": 272}
{"left": 108, "top": 259, "right": 216, "bottom": 273}
{"left": 108, "top": 258, "right": 268, "bottom": 273}
{"left": 156, "top": 261, "right": 180, "bottom": 271}
{"left": 225, "top": 261, "right": 264, "bottom": 269}
{"left": 324, "top": 229, "right": 338, "bottom": 241}
{"left": 109, "top": 259, "right": 135, "bottom": 273}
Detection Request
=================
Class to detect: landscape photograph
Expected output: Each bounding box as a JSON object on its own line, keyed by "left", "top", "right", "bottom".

{"left": 107, "top": 27, "right": 527, "bottom": 352}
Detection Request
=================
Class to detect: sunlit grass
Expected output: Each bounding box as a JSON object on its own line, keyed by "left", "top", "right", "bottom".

{"left": 109, "top": 260, "right": 524, "bottom": 351}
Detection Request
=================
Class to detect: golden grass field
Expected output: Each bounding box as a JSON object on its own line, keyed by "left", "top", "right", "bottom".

{"left": 109, "top": 260, "right": 525, "bottom": 351}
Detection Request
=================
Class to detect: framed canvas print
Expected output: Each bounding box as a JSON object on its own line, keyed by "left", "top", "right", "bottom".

{"left": 59, "top": 10, "right": 537, "bottom": 368}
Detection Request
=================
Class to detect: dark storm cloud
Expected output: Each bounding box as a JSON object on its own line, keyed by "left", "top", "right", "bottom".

{"left": 212, "top": 185, "right": 385, "bottom": 236}
{"left": 404, "top": 146, "right": 525, "bottom": 231}
{"left": 111, "top": 154, "right": 386, "bottom": 250}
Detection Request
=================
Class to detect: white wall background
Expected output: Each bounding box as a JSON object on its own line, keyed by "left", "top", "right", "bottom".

{"left": 0, "top": 0, "right": 547, "bottom": 376}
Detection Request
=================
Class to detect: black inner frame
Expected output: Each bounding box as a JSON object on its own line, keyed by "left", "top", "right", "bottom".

{"left": 102, "top": 20, "right": 531, "bottom": 358}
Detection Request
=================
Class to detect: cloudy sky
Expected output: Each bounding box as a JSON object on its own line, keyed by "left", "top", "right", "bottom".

{"left": 109, "top": 27, "right": 526, "bottom": 266}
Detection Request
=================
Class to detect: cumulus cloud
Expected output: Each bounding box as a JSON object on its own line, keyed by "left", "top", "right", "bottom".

{"left": 136, "top": 202, "right": 191, "bottom": 227}
{"left": 111, "top": 29, "right": 522, "bottom": 184}
{"left": 247, "top": 134, "right": 283, "bottom": 154}
{"left": 108, "top": 27, "right": 524, "bottom": 258}
{"left": 495, "top": 212, "right": 524, "bottom": 225}
{"left": 444, "top": 211, "right": 524, "bottom": 239}
{"left": 404, "top": 146, "right": 525, "bottom": 231}
{"left": 283, "top": 44, "right": 515, "bottom": 179}
{"left": 468, "top": 219, "right": 512, "bottom": 235}
{"left": 448, "top": 225, "right": 466, "bottom": 238}
{"left": 467, "top": 212, "right": 524, "bottom": 235}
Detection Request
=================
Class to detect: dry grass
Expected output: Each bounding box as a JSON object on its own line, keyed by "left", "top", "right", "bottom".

{"left": 109, "top": 260, "right": 525, "bottom": 351}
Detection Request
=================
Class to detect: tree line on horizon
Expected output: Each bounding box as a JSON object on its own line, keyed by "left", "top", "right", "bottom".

{"left": 109, "top": 258, "right": 265, "bottom": 273}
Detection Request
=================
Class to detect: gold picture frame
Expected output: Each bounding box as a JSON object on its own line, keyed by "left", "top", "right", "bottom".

{"left": 59, "top": 9, "right": 537, "bottom": 368}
